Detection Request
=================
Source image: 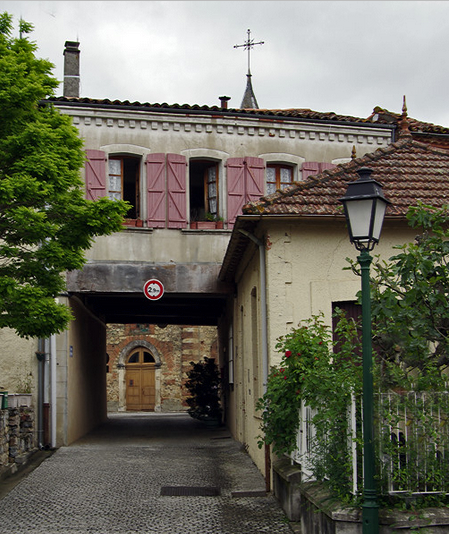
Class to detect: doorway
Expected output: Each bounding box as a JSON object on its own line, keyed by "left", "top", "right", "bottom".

{"left": 125, "top": 348, "right": 156, "bottom": 411}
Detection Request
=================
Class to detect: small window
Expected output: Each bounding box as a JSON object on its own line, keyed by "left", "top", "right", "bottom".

{"left": 108, "top": 156, "right": 140, "bottom": 218}
{"left": 189, "top": 160, "right": 219, "bottom": 221}
{"left": 127, "top": 348, "right": 156, "bottom": 365}
{"left": 266, "top": 164, "right": 293, "bottom": 195}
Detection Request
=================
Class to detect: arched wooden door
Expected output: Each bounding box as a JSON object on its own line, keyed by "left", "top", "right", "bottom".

{"left": 125, "top": 348, "right": 156, "bottom": 411}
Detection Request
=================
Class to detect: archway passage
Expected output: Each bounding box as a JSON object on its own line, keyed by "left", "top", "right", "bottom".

{"left": 125, "top": 348, "right": 156, "bottom": 411}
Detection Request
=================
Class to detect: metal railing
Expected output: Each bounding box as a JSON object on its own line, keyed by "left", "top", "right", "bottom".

{"left": 289, "top": 391, "right": 449, "bottom": 496}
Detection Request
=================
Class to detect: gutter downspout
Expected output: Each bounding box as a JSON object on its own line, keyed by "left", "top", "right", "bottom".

{"left": 238, "top": 229, "right": 270, "bottom": 491}
{"left": 50, "top": 334, "right": 57, "bottom": 449}
{"left": 36, "top": 339, "right": 45, "bottom": 449}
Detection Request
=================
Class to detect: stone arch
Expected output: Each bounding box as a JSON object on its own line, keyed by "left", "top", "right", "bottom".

{"left": 118, "top": 339, "right": 162, "bottom": 368}
{"left": 117, "top": 339, "right": 163, "bottom": 412}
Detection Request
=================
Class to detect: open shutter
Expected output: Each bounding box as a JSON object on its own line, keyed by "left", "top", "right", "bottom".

{"left": 301, "top": 162, "right": 321, "bottom": 180}
{"left": 319, "top": 162, "right": 337, "bottom": 172}
{"left": 85, "top": 150, "right": 107, "bottom": 200}
{"left": 244, "top": 157, "right": 265, "bottom": 203}
{"left": 167, "top": 154, "right": 187, "bottom": 229}
{"left": 226, "top": 158, "right": 245, "bottom": 227}
{"left": 146, "top": 153, "right": 166, "bottom": 228}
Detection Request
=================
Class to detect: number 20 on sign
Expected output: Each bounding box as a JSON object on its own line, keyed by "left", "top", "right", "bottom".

{"left": 143, "top": 279, "right": 164, "bottom": 301}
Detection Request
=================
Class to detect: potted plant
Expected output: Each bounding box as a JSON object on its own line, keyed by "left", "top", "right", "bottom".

{"left": 185, "top": 357, "right": 222, "bottom": 425}
{"left": 205, "top": 212, "right": 224, "bottom": 229}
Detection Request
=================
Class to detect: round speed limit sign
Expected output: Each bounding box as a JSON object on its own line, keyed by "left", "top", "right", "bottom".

{"left": 143, "top": 279, "right": 164, "bottom": 301}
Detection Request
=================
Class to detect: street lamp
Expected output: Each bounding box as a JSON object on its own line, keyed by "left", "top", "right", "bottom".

{"left": 339, "top": 167, "right": 391, "bottom": 534}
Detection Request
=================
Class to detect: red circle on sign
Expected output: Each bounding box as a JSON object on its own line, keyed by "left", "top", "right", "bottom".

{"left": 143, "top": 279, "right": 164, "bottom": 301}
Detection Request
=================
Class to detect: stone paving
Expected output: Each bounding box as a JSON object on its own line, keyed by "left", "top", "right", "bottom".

{"left": 0, "top": 413, "right": 294, "bottom": 533}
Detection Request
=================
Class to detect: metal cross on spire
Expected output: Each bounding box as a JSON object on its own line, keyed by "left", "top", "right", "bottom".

{"left": 234, "top": 29, "right": 264, "bottom": 75}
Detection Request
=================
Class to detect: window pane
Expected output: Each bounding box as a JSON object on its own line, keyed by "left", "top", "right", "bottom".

{"left": 207, "top": 166, "right": 217, "bottom": 184}
{"left": 266, "top": 167, "right": 276, "bottom": 182}
{"left": 109, "top": 192, "right": 122, "bottom": 201}
{"left": 128, "top": 352, "right": 139, "bottom": 363}
{"left": 209, "top": 198, "right": 217, "bottom": 214}
{"left": 280, "top": 167, "right": 292, "bottom": 185}
{"left": 266, "top": 183, "right": 276, "bottom": 195}
{"left": 109, "top": 159, "right": 121, "bottom": 176}
{"left": 109, "top": 176, "right": 121, "bottom": 192}
{"left": 143, "top": 352, "right": 155, "bottom": 363}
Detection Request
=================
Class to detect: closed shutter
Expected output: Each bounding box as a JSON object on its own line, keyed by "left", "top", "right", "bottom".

{"left": 226, "top": 158, "right": 245, "bottom": 226}
{"left": 146, "top": 153, "right": 166, "bottom": 228}
{"left": 85, "top": 150, "right": 107, "bottom": 200}
{"left": 167, "top": 153, "right": 187, "bottom": 229}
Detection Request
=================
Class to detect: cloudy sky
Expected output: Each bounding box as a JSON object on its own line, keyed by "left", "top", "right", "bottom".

{"left": 3, "top": 1, "right": 449, "bottom": 126}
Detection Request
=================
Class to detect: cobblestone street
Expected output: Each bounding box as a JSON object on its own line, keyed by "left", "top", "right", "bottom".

{"left": 0, "top": 413, "right": 294, "bottom": 533}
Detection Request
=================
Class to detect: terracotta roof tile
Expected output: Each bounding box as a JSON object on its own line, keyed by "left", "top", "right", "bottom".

{"left": 243, "top": 135, "right": 449, "bottom": 218}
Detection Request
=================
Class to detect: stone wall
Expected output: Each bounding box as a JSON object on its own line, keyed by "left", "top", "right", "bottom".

{"left": 0, "top": 407, "right": 36, "bottom": 470}
{"left": 106, "top": 324, "right": 218, "bottom": 412}
{"left": 273, "top": 459, "right": 449, "bottom": 533}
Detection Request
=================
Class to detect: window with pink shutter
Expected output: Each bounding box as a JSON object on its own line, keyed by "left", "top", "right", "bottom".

{"left": 189, "top": 159, "right": 220, "bottom": 222}
{"left": 108, "top": 156, "right": 140, "bottom": 219}
{"left": 167, "top": 154, "right": 187, "bottom": 229}
{"left": 85, "top": 150, "right": 107, "bottom": 200}
{"left": 146, "top": 153, "right": 166, "bottom": 228}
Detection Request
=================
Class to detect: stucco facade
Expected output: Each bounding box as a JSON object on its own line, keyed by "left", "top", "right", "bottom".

{"left": 223, "top": 217, "right": 417, "bottom": 474}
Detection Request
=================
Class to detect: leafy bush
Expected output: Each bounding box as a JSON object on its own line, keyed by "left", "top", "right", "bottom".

{"left": 185, "top": 357, "right": 222, "bottom": 421}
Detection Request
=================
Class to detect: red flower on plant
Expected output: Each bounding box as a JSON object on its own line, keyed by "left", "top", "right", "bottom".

{"left": 285, "top": 350, "right": 292, "bottom": 358}
{"left": 284, "top": 376, "right": 287, "bottom": 380}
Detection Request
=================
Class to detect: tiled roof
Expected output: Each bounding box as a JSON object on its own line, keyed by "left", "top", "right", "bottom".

{"left": 46, "top": 97, "right": 385, "bottom": 125}
{"left": 242, "top": 131, "right": 449, "bottom": 218}
{"left": 369, "top": 106, "right": 449, "bottom": 136}
{"left": 49, "top": 97, "right": 449, "bottom": 139}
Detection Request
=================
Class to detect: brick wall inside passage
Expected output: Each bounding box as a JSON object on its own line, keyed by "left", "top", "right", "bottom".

{"left": 106, "top": 324, "right": 218, "bottom": 412}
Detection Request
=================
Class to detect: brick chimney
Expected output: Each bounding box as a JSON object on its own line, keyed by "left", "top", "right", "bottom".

{"left": 63, "top": 41, "right": 80, "bottom": 98}
{"left": 219, "top": 96, "right": 231, "bottom": 109}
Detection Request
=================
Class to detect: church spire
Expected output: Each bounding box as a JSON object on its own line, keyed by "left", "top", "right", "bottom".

{"left": 234, "top": 29, "right": 264, "bottom": 109}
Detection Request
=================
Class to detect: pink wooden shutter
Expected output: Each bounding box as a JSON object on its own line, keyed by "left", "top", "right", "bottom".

{"left": 319, "top": 162, "right": 337, "bottom": 172}
{"left": 167, "top": 154, "right": 187, "bottom": 229}
{"left": 226, "top": 158, "right": 245, "bottom": 227}
{"left": 146, "top": 153, "right": 166, "bottom": 228}
{"left": 85, "top": 150, "right": 107, "bottom": 200}
{"left": 244, "top": 157, "right": 265, "bottom": 203}
{"left": 301, "top": 162, "right": 321, "bottom": 180}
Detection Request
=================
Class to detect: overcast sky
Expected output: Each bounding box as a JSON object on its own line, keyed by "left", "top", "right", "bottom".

{"left": 3, "top": 1, "right": 449, "bottom": 126}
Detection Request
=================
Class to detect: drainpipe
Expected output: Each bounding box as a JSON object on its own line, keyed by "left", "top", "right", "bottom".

{"left": 50, "top": 334, "right": 57, "bottom": 448}
{"left": 238, "top": 228, "right": 270, "bottom": 491}
{"left": 36, "top": 339, "right": 46, "bottom": 449}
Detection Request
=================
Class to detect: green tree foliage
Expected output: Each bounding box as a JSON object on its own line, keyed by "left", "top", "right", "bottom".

{"left": 0, "top": 13, "right": 129, "bottom": 338}
{"left": 348, "top": 202, "right": 449, "bottom": 385}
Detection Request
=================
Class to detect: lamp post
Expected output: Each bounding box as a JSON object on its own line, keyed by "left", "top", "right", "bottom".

{"left": 339, "top": 167, "right": 391, "bottom": 534}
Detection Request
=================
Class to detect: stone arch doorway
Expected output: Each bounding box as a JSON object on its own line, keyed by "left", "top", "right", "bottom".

{"left": 118, "top": 340, "right": 162, "bottom": 412}
{"left": 125, "top": 348, "right": 156, "bottom": 411}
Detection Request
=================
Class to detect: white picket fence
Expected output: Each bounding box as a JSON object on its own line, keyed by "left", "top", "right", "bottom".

{"left": 289, "top": 391, "right": 449, "bottom": 496}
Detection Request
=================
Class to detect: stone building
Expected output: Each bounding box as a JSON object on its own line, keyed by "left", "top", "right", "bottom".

{"left": 106, "top": 323, "right": 217, "bottom": 412}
